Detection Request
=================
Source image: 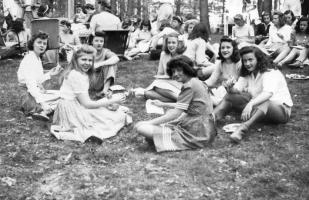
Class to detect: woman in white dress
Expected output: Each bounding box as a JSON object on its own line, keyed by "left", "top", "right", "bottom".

{"left": 17, "top": 32, "right": 63, "bottom": 121}
{"left": 51, "top": 45, "right": 129, "bottom": 143}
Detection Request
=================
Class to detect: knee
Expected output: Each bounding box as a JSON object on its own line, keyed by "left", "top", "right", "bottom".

{"left": 134, "top": 121, "right": 149, "bottom": 135}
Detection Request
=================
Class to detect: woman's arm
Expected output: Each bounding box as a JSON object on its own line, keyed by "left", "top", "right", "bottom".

{"left": 157, "top": 53, "right": 167, "bottom": 75}
{"left": 205, "top": 62, "right": 221, "bottom": 87}
{"left": 147, "top": 108, "right": 183, "bottom": 125}
{"left": 94, "top": 55, "right": 119, "bottom": 69}
{"left": 195, "top": 39, "right": 210, "bottom": 66}
{"left": 77, "top": 93, "right": 125, "bottom": 109}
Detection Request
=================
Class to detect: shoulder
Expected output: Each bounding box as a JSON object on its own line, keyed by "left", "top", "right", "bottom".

{"left": 183, "top": 78, "right": 200, "bottom": 90}
{"left": 68, "top": 70, "right": 87, "bottom": 81}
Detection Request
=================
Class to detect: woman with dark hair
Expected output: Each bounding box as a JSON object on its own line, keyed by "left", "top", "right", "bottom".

{"left": 134, "top": 33, "right": 183, "bottom": 102}
{"left": 59, "top": 20, "right": 81, "bottom": 62}
{"left": 135, "top": 55, "right": 216, "bottom": 152}
{"left": 284, "top": 10, "right": 297, "bottom": 28}
{"left": 183, "top": 22, "right": 216, "bottom": 77}
{"left": 205, "top": 36, "right": 241, "bottom": 106}
{"left": 261, "top": 11, "right": 293, "bottom": 65}
{"left": 278, "top": 16, "right": 309, "bottom": 67}
{"left": 255, "top": 12, "right": 272, "bottom": 44}
{"left": 0, "top": 18, "right": 30, "bottom": 60}
{"left": 36, "top": 4, "right": 51, "bottom": 18}
{"left": 17, "top": 32, "right": 63, "bottom": 120}
{"left": 213, "top": 46, "right": 293, "bottom": 143}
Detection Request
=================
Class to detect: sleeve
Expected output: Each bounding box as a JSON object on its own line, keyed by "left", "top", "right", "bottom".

{"left": 248, "top": 25, "right": 255, "bottom": 36}
{"left": 262, "top": 70, "right": 278, "bottom": 94}
{"left": 233, "top": 77, "right": 248, "bottom": 92}
{"left": 195, "top": 39, "right": 209, "bottom": 65}
{"left": 175, "top": 87, "right": 194, "bottom": 111}
{"left": 67, "top": 71, "right": 89, "bottom": 94}
{"left": 104, "top": 49, "right": 117, "bottom": 59}
{"left": 205, "top": 61, "right": 221, "bottom": 87}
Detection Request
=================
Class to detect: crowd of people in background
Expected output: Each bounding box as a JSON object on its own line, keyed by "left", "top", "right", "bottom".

{"left": 0, "top": 0, "right": 309, "bottom": 152}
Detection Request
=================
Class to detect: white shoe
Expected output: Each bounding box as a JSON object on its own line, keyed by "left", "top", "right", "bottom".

{"left": 132, "top": 87, "right": 145, "bottom": 97}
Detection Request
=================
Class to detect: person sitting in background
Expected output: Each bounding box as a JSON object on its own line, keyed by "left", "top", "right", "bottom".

{"left": 36, "top": 4, "right": 52, "bottom": 19}
{"left": 83, "top": 3, "right": 96, "bottom": 29}
{"left": 255, "top": 12, "right": 272, "bottom": 44}
{"left": 59, "top": 20, "right": 81, "bottom": 62}
{"left": 260, "top": 11, "right": 293, "bottom": 65}
{"left": 181, "top": 19, "right": 198, "bottom": 43}
{"left": 89, "top": 32, "right": 120, "bottom": 99}
{"left": 0, "top": 18, "right": 30, "bottom": 60}
{"left": 213, "top": 46, "right": 293, "bottom": 143}
{"left": 183, "top": 23, "right": 216, "bottom": 78}
{"left": 232, "top": 14, "right": 255, "bottom": 44}
{"left": 17, "top": 32, "right": 63, "bottom": 121}
{"left": 278, "top": 17, "right": 309, "bottom": 68}
{"left": 73, "top": 5, "right": 87, "bottom": 24}
{"left": 125, "top": 19, "right": 152, "bottom": 59}
{"left": 135, "top": 55, "right": 216, "bottom": 152}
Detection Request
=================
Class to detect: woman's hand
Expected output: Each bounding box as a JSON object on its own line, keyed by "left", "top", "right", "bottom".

{"left": 241, "top": 102, "right": 253, "bottom": 121}
{"left": 152, "top": 100, "right": 165, "bottom": 107}
{"left": 49, "top": 64, "right": 63, "bottom": 76}
{"left": 223, "top": 76, "right": 236, "bottom": 90}
{"left": 110, "top": 93, "right": 126, "bottom": 104}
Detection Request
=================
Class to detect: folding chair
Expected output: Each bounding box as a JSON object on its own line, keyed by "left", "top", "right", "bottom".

{"left": 31, "top": 18, "right": 60, "bottom": 68}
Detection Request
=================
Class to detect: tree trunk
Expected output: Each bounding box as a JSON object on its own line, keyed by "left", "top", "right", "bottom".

{"left": 142, "top": 0, "right": 149, "bottom": 20}
{"left": 120, "top": 0, "right": 126, "bottom": 20}
{"left": 175, "top": 0, "right": 182, "bottom": 16}
{"left": 263, "top": 0, "right": 272, "bottom": 14}
{"left": 128, "top": 0, "right": 134, "bottom": 16}
{"left": 137, "top": 0, "right": 141, "bottom": 18}
{"left": 111, "top": 0, "right": 117, "bottom": 15}
{"left": 200, "top": 0, "right": 210, "bottom": 33}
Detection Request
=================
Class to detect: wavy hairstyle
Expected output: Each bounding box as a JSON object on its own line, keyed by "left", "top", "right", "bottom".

{"left": 184, "top": 19, "right": 198, "bottom": 33}
{"left": 284, "top": 10, "right": 296, "bottom": 25}
{"left": 188, "top": 22, "right": 209, "bottom": 42}
{"left": 27, "top": 32, "right": 49, "bottom": 54}
{"left": 62, "top": 45, "right": 97, "bottom": 80}
{"left": 239, "top": 46, "right": 274, "bottom": 77}
{"left": 273, "top": 11, "right": 286, "bottom": 28}
{"left": 162, "top": 32, "right": 185, "bottom": 55}
{"left": 218, "top": 36, "right": 240, "bottom": 63}
{"left": 166, "top": 55, "right": 197, "bottom": 78}
{"left": 295, "top": 17, "right": 309, "bottom": 34}
{"left": 60, "top": 20, "right": 73, "bottom": 34}
{"left": 140, "top": 19, "right": 152, "bottom": 31}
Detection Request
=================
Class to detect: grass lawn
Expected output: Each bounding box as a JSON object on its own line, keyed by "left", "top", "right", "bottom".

{"left": 0, "top": 52, "right": 309, "bottom": 199}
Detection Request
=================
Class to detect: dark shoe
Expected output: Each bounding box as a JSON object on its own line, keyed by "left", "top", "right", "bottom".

{"left": 145, "top": 138, "right": 155, "bottom": 146}
{"left": 32, "top": 112, "right": 50, "bottom": 121}
{"left": 229, "top": 124, "right": 248, "bottom": 143}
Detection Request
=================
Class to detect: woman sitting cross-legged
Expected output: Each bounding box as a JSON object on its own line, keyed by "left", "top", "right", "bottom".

{"left": 17, "top": 32, "right": 63, "bottom": 121}
{"left": 135, "top": 55, "right": 216, "bottom": 152}
{"left": 213, "top": 46, "right": 293, "bottom": 143}
{"left": 89, "top": 31, "right": 120, "bottom": 99}
{"left": 51, "top": 45, "right": 128, "bottom": 143}
{"left": 134, "top": 33, "right": 184, "bottom": 102}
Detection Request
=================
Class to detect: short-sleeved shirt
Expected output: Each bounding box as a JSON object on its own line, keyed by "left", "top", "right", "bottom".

{"left": 232, "top": 24, "right": 255, "bottom": 39}
{"left": 183, "top": 37, "right": 210, "bottom": 66}
{"left": 266, "top": 24, "right": 293, "bottom": 45}
{"left": 60, "top": 70, "right": 89, "bottom": 100}
{"left": 60, "top": 32, "right": 81, "bottom": 46}
{"left": 94, "top": 48, "right": 117, "bottom": 65}
{"left": 176, "top": 78, "right": 213, "bottom": 114}
{"left": 90, "top": 11, "right": 121, "bottom": 33}
{"left": 233, "top": 69, "right": 293, "bottom": 107}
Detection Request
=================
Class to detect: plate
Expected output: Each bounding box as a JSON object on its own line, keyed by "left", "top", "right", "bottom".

{"left": 109, "top": 85, "right": 126, "bottom": 91}
{"left": 154, "top": 75, "right": 170, "bottom": 79}
{"left": 222, "top": 123, "right": 242, "bottom": 133}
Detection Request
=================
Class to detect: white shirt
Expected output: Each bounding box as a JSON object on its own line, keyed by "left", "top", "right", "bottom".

{"left": 266, "top": 24, "right": 293, "bottom": 46}
{"left": 234, "top": 69, "right": 293, "bottom": 107}
{"left": 17, "top": 51, "right": 51, "bottom": 103}
{"left": 232, "top": 24, "right": 255, "bottom": 39}
{"left": 3, "top": 0, "right": 23, "bottom": 19}
{"left": 90, "top": 11, "right": 121, "bottom": 33}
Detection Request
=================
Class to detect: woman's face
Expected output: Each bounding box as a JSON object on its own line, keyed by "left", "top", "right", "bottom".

{"left": 263, "top": 15, "right": 270, "bottom": 24}
{"left": 77, "top": 53, "right": 93, "bottom": 73}
{"left": 272, "top": 14, "right": 279, "bottom": 26}
{"left": 220, "top": 41, "right": 233, "bottom": 59}
{"left": 187, "top": 24, "right": 195, "bottom": 34}
{"left": 171, "top": 20, "right": 180, "bottom": 29}
{"left": 33, "top": 38, "right": 48, "bottom": 55}
{"left": 167, "top": 37, "right": 178, "bottom": 53}
{"left": 285, "top": 13, "right": 293, "bottom": 25}
{"left": 234, "top": 19, "right": 245, "bottom": 27}
{"left": 92, "top": 36, "right": 104, "bottom": 51}
{"left": 60, "top": 24, "right": 69, "bottom": 33}
{"left": 242, "top": 52, "right": 257, "bottom": 73}
{"left": 172, "top": 68, "right": 189, "bottom": 83}
{"left": 300, "top": 21, "right": 308, "bottom": 32}
{"left": 142, "top": 25, "right": 149, "bottom": 32}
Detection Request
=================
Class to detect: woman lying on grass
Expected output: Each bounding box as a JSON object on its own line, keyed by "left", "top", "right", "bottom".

{"left": 51, "top": 45, "right": 128, "bottom": 143}
{"left": 17, "top": 32, "right": 63, "bottom": 121}
{"left": 135, "top": 55, "right": 216, "bottom": 152}
{"left": 213, "top": 46, "right": 293, "bottom": 143}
